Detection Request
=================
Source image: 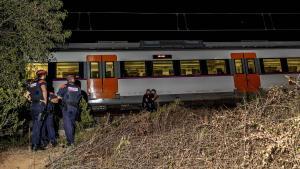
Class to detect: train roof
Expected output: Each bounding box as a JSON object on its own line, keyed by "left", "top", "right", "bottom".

{"left": 55, "top": 41, "right": 300, "bottom": 51}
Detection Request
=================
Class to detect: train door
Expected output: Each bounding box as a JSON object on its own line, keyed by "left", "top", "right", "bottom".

{"left": 87, "top": 55, "right": 118, "bottom": 99}
{"left": 231, "top": 53, "right": 261, "bottom": 93}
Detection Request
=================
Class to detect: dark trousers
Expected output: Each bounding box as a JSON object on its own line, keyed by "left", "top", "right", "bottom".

{"left": 30, "top": 102, "right": 45, "bottom": 146}
{"left": 62, "top": 105, "right": 78, "bottom": 144}
{"left": 144, "top": 101, "right": 156, "bottom": 112}
{"left": 41, "top": 113, "right": 56, "bottom": 145}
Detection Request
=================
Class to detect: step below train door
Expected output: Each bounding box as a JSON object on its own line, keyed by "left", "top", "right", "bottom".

{"left": 87, "top": 55, "right": 118, "bottom": 99}
{"left": 231, "top": 53, "right": 261, "bottom": 93}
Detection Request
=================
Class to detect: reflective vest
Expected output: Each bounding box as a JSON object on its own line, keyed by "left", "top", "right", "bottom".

{"left": 63, "top": 83, "right": 81, "bottom": 107}
{"left": 29, "top": 80, "right": 44, "bottom": 102}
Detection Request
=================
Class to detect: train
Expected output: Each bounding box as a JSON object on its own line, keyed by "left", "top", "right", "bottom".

{"left": 26, "top": 41, "right": 300, "bottom": 111}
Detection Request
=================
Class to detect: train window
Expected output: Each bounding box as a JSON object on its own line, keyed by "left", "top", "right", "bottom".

{"left": 153, "top": 60, "right": 174, "bottom": 76}
{"left": 26, "top": 63, "right": 48, "bottom": 79}
{"left": 247, "top": 59, "right": 256, "bottom": 74}
{"left": 287, "top": 58, "right": 300, "bottom": 73}
{"left": 56, "top": 63, "right": 79, "bottom": 78}
{"left": 123, "top": 61, "right": 146, "bottom": 77}
{"left": 262, "top": 59, "right": 282, "bottom": 73}
{"left": 105, "top": 62, "right": 115, "bottom": 78}
{"left": 234, "top": 59, "right": 243, "bottom": 74}
{"left": 207, "top": 60, "right": 227, "bottom": 75}
{"left": 90, "top": 62, "right": 100, "bottom": 78}
{"left": 180, "top": 60, "right": 201, "bottom": 76}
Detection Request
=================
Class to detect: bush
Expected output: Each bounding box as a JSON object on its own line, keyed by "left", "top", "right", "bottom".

{"left": 0, "top": 83, "right": 26, "bottom": 135}
{"left": 0, "top": 0, "right": 70, "bottom": 137}
{"left": 76, "top": 99, "right": 95, "bottom": 131}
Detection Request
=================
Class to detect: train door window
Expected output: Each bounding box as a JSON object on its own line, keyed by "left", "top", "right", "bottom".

{"left": 90, "top": 62, "right": 100, "bottom": 78}
{"left": 234, "top": 59, "right": 243, "bottom": 74}
{"left": 247, "top": 59, "right": 256, "bottom": 74}
{"left": 287, "top": 58, "right": 300, "bottom": 73}
{"left": 26, "top": 63, "right": 48, "bottom": 79}
{"left": 145, "top": 61, "right": 153, "bottom": 77}
{"left": 180, "top": 60, "right": 201, "bottom": 76}
{"left": 153, "top": 60, "right": 174, "bottom": 77}
{"left": 207, "top": 60, "right": 227, "bottom": 75}
{"left": 200, "top": 60, "right": 208, "bottom": 75}
{"left": 123, "top": 61, "right": 146, "bottom": 77}
{"left": 262, "top": 59, "right": 282, "bottom": 73}
{"left": 105, "top": 62, "right": 115, "bottom": 78}
{"left": 56, "top": 63, "right": 80, "bottom": 78}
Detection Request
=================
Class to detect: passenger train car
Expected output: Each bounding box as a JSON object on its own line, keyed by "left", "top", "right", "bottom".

{"left": 26, "top": 41, "right": 300, "bottom": 110}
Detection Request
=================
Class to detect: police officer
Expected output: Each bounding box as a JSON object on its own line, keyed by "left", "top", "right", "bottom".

{"left": 57, "top": 74, "right": 81, "bottom": 146}
{"left": 41, "top": 86, "right": 58, "bottom": 147}
{"left": 26, "top": 70, "right": 48, "bottom": 151}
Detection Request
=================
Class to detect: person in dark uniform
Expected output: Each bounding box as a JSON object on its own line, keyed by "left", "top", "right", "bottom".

{"left": 25, "top": 70, "right": 48, "bottom": 151}
{"left": 57, "top": 75, "right": 82, "bottom": 146}
{"left": 41, "top": 86, "right": 58, "bottom": 147}
{"left": 142, "top": 89, "right": 152, "bottom": 112}
{"left": 150, "top": 89, "right": 159, "bottom": 111}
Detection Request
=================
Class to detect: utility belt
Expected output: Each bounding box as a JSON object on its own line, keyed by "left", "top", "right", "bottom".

{"left": 31, "top": 100, "right": 46, "bottom": 106}
{"left": 31, "top": 100, "right": 41, "bottom": 104}
{"left": 63, "top": 102, "right": 79, "bottom": 109}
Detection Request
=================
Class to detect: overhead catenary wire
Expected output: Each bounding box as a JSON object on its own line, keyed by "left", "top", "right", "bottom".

{"left": 76, "top": 12, "right": 81, "bottom": 31}
{"left": 261, "top": 13, "right": 267, "bottom": 30}
{"left": 183, "top": 13, "right": 189, "bottom": 30}
{"left": 176, "top": 13, "right": 180, "bottom": 31}
{"left": 70, "top": 29, "right": 300, "bottom": 32}
{"left": 268, "top": 13, "right": 276, "bottom": 30}
{"left": 68, "top": 12, "right": 300, "bottom": 15}
{"left": 68, "top": 12, "right": 300, "bottom": 32}
{"left": 88, "top": 12, "right": 92, "bottom": 30}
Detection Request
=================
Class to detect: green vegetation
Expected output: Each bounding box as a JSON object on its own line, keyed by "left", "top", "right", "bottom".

{"left": 0, "top": 83, "right": 26, "bottom": 133}
{"left": 0, "top": 0, "right": 70, "bottom": 134}
{"left": 76, "top": 99, "right": 95, "bottom": 131}
{"left": 75, "top": 99, "right": 95, "bottom": 143}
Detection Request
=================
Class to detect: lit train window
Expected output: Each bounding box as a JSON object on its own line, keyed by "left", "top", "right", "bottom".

{"left": 262, "top": 59, "right": 282, "bottom": 73}
{"left": 247, "top": 59, "right": 256, "bottom": 74}
{"left": 123, "top": 61, "right": 146, "bottom": 77}
{"left": 56, "top": 63, "right": 79, "bottom": 78}
{"left": 105, "top": 62, "right": 115, "bottom": 78}
{"left": 90, "top": 62, "right": 100, "bottom": 78}
{"left": 180, "top": 60, "right": 200, "bottom": 76}
{"left": 207, "top": 60, "right": 227, "bottom": 75}
{"left": 153, "top": 60, "right": 174, "bottom": 76}
{"left": 234, "top": 59, "right": 243, "bottom": 74}
{"left": 26, "top": 63, "right": 48, "bottom": 79}
{"left": 287, "top": 58, "right": 300, "bottom": 73}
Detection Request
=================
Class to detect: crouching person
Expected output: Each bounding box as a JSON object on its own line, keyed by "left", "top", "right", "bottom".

{"left": 150, "top": 89, "right": 159, "bottom": 112}
{"left": 57, "top": 75, "right": 82, "bottom": 147}
{"left": 142, "top": 89, "right": 152, "bottom": 111}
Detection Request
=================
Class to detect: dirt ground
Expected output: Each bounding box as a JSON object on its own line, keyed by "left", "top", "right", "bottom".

{"left": 0, "top": 146, "right": 64, "bottom": 169}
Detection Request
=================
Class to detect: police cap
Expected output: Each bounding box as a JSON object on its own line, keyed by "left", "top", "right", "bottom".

{"left": 66, "top": 74, "right": 76, "bottom": 81}
{"left": 36, "top": 70, "right": 47, "bottom": 76}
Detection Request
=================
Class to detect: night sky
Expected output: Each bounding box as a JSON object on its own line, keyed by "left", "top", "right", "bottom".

{"left": 62, "top": 1, "right": 300, "bottom": 42}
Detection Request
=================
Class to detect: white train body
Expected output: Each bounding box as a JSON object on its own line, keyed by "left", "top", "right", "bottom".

{"left": 39, "top": 41, "right": 300, "bottom": 110}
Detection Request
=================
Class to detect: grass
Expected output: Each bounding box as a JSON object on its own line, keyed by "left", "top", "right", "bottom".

{"left": 46, "top": 86, "right": 300, "bottom": 169}
{"left": 1, "top": 86, "right": 299, "bottom": 168}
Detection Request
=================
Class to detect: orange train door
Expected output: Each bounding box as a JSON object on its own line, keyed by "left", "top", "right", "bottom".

{"left": 87, "top": 55, "right": 118, "bottom": 99}
{"left": 231, "top": 53, "right": 261, "bottom": 93}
